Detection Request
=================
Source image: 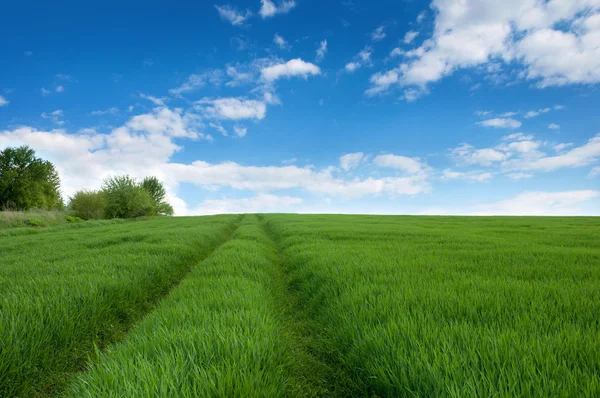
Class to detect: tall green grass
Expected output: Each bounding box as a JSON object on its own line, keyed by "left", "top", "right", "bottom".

{"left": 263, "top": 215, "right": 600, "bottom": 396}
{"left": 0, "top": 215, "right": 240, "bottom": 397}
{"left": 2, "top": 214, "right": 599, "bottom": 396}
{"left": 67, "top": 215, "right": 327, "bottom": 397}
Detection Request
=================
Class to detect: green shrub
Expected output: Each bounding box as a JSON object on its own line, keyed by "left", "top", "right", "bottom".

{"left": 69, "top": 190, "right": 107, "bottom": 220}
{"left": 25, "top": 218, "right": 49, "bottom": 227}
{"left": 65, "top": 215, "right": 85, "bottom": 223}
{"left": 102, "top": 176, "right": 156, "bottom": 219}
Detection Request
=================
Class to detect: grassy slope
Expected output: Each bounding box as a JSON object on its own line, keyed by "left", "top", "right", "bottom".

{"left": 0, "top": 215, "right": 241, "bottom": 397}
{"left": 263, "top": 215, "right": 600, "bottom": 396}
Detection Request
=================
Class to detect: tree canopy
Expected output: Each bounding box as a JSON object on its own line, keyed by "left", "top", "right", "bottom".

{"left": 0, "top": 146, "right": 62, "bottom": 210}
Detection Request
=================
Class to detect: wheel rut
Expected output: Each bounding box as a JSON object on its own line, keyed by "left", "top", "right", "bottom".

{"left": 256, "top": 214, "right": 334, "bottom": 397}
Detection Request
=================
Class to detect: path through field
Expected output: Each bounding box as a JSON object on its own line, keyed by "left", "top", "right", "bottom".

{"left": 1, "top": 214, "right": 599, "bottom": 396}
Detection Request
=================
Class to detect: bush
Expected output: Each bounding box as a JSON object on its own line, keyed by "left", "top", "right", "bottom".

{"left": 65, "top": 215, "right": 85, "bottom": 224}
{"left": 102, "top": 176, "right": 156, "bottom": 219}
{"left": 69, "top": 190, "right": 107, "bottom": 220}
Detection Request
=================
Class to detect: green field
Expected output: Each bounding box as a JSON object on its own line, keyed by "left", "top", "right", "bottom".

{"left": 1, "top": 215, "right": 599, "bottom": 397}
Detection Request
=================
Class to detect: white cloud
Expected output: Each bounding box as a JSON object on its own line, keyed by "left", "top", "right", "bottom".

{"left": 502, "top": 133, "right": 533, "bottom": 141}
{"left": 41, "top": 88, "right": 51, "bottom": 96}
{"left": 451, "top": 144, "right": 508, "bottom": 166}
{"left": 474, "top": 190, "right": 600, "bottom": 216}
{"left": 0, "top": 113, "right": 435, "bottom": 215}
{"left": 339, "top": 152, "right": 365, "bottom": 171}
{"left": 554, "top": 142, "right": 573, "bottom": 152}
{"left": 500, "top": 111, "right": 518, "bottom": 117}
{"left": 416, "top": 11, "right": 426, "bottom": 24}
{"left": 91, "top": 107, "right": 119, "bottom": 116}
{"left": 273, "top": 33, "right": 290, "bottom": 49}
{"left": 344, "top": 46, "right": 373, "bottom": 73}
{"left": 41, "top": 110, "right": 65, "bottom": 125}
{"left": 209, "top": 122, "right": 228, "bottom": 136}
{"left": 192, "top": 194, "right": 302, "bottom": 215}
{"left": 316, "top": 40, "right": 328, "bottom": 62}
{"left": 169, "top": 71, "right": 222, "bottom": 96}
{"left": 503, "top": 134, "right": 600, "bottom": 172}
{"left": 224, "top": 66, "right": 255, "bottom": 87}
{"left": 549, "top": 123, "right": 560, "bottom": 129}
{"left": 506, "top": 172, "right": 534, "bottom": 180}
{"left": 196, "top": 97, "right": 267, "bottom": 120}
{"left": 365, "top": 1, "right": 600, "bottom": 97}
{"left": 215, "top": 5, "right": 251, "bottom": 26}
{"left": 589, "top": 166, "right": 600, "bottom": 177}
{"left": 371, "top": 26, "right": 386, "bottom": 41}
{"left": 476, "top": 118, "right": 522, "bottom": 129}
{"left": 442, "top": 169, "right": 494, "bottom": 182}
{"left": 372, "top": 154, "right": 424, "bottom": 174}
{"left": 55, "top": 85, "right": 64, "bottom": 93}
{"left": 404, "top": 30, "right": 419, "bottom": 44}
{"left": 390, "top": 48, "right": 405, "bottom": 57}
{"left": 261, "top": 59, "right": 321, "bottom": 81}
{"left": 233, "top": 125, "right": 247, "bottom": 137}
{"left": 259, "top": 0, "right": 296, "bottom": 18}
{"left": 0, "top": 96, "right": 8, "bottom": 107}
{"left": 345, "top": 62, "right": 360, "bottom": 72}
{"left": 140, "top": 93, "right": 167, "bottom": 106}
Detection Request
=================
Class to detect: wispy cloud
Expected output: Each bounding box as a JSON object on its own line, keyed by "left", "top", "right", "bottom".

{"left": 316, "top": 40, "right": 328, "bottom": 62}
{"left": 215, "top": 4, "right": 251, "bottom": 26}
{"left": 259, "top": 0, "right": 296, "bottom": 18}
{"left": 90, "top": 107, "right": 119, "bottom": 116}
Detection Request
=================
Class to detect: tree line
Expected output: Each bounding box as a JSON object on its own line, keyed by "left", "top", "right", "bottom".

{"left": 0, "top": 146, "right": 174, "bottom": 219}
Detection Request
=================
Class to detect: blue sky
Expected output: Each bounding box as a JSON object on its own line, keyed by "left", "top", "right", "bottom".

{"left": 1, "top": 0, "right": 599, "bottom": 215}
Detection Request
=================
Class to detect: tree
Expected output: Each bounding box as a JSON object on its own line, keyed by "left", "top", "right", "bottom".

{"left": 141, "top": 176, "right": 174, "bottom": 216}
{"left": 0, "top": 146, "right": 62, "bottom": 210}
{"left": 102, "top": 175, "right": 155, "bottom": 219}
{"left": 69, "top": 190, "right": 107, "bottom": 220}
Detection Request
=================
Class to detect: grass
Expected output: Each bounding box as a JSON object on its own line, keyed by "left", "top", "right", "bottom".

{"left": 0, "top": 209, "right": 78, "bottom": 230}
{"left": 0, "top": 214, "right": 241, "bottom": 397}
{"left": 1, "top": 214, "right": 599, "bottom": 396}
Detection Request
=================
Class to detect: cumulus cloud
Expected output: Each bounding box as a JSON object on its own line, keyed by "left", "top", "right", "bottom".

{"left": 261, "top": 59, "right": 321, "bottom": 81}
{"left": 259, "top": 0, "right": 296, "bottom": 18}
{"left": 476, "top": 118, "right": 522, "bottom": 129}
{"left": 0, "top": 109, "right": 434, "bottom": 216}
{"left": 215, "top": 5, "right": 251, "bottom": 26}
{"left": 365, "top": 1, "right": 600, "bottom": 97}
